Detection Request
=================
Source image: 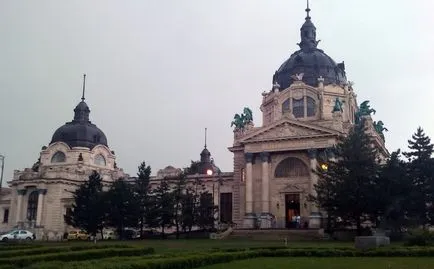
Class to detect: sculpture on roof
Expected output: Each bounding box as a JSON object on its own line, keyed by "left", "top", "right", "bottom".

{"left": 231, "top": 107, "right": 253, "bottom": 131}
{"left": 355, "top": 100, "right": 376, "bottom": 124}
{"left": 374, "top": 120, "right": 388, "bottom": 140}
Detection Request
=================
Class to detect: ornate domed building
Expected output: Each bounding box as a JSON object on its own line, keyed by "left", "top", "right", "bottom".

{"left": 228, "top": 3, "right": 388, "bottom": 229}
{"left": 0, "top": 76, "right": 128, "bottom": 239}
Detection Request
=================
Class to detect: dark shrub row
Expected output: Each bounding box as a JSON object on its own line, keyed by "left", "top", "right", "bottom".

{"left": 0, "top": 247, "right": 154, "bottom": 267}
{"left": 0, "top": 244, "right": 40, "bottom": 252}
{"left": 0, "top": 244, "right": 132, "bottom": 258}
{"left": 23, "top": 247, "right": 434, "bottom": 269}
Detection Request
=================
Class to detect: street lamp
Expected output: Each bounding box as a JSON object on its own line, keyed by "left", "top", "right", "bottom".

{"left": 0, "top": 154, "right": 4, "bottom": 191}
{"left": 206, "top": 169, "right": 213, "bottom": 176}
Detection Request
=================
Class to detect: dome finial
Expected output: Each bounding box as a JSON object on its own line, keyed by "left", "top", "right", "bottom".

{"left": 81, "top": 73, "right": 86, "bottom": 101}
{"left": 204, "top": 127, "right": 207, "bottom": 149}
{"left": 306, "top": 0, "right": 311, "bottom": 20}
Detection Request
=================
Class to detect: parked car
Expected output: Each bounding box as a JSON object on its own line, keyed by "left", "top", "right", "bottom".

{"left": 67, "top": 230, "right": 89, "bottom": 240}
{"left": 0, "top": 230, "right": 35, "bottom": 242}
{"left": 103, "top": 230, "right": 117, "bottom": 240}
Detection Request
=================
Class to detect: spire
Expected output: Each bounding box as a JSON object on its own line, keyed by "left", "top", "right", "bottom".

{"left": 298, "top": 0, "right": 319, "bottom": 51}
{"left": 204, "top": 127, "right": 207, "bottom": 149}
{"left": 73, "top": 74, "right": 90, "bottom": 123}
{"left": 305, "top": 0, "right": 311, "bottom": 20}
{"left": 81, "top": 73, "right": 86, "bottom": 101}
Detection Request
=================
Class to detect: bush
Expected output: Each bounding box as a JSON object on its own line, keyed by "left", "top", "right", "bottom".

{"left": 23, "top": 247, "right": 434, "bottom": 269}
{"left": 0, "top": 247, "right": 154, "bottom": 267}
{"left": 0, "top": 244, "right": 132, "bottom": 258}
{"left": 405, "top": 229, "right": 434, "bottom": 246}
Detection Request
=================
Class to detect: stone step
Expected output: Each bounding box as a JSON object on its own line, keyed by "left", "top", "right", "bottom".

{"left": 230, "top": 229, "right": 323, "bottom": 241}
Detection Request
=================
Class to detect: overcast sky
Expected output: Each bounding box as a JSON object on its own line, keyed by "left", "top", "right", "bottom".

{"left": 1, "top": 0, "right": 433, "bottom": 183}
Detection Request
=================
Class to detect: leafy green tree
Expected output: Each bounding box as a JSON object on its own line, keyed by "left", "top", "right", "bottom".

{"left": 64, "top": 171, "right": 106, "bottom": 238}
{"left": 312, "top": 121, "right": 381, "bottom": 235}
{"left": 135, "top": 161, "right": 152, "bottom": 238}
{"left": 172, "top": 172, "right": 187, "bottom": 239}
{"left": 106, "top": 178, "right": 139, "bottom": 239}
{"left": 403, "top": 127, "right": 434, "bottom": 226}
{"left": 154, "top": 178, "right": 174, "bottom": 238}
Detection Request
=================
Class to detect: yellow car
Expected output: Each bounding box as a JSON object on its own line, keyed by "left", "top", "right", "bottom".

{"left": 67, "top": 230, "right": 89, "bottom": 240}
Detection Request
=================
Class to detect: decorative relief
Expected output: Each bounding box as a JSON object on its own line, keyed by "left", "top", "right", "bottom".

{"left": 253, "top": 123, "right": 321, "bottom": 140}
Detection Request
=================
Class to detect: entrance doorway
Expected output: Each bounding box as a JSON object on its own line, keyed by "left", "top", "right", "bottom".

{"left": 285, "top": 193, "right": 300, "bottom": 229}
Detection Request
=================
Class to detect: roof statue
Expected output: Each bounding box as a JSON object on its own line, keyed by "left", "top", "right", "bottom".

{"left": 374, "top": 120, "right": 388, "bottom": 141}
{"left": 355, "top": 100, "right": 376, "bottom": 124}
{"left": 291, "top": 73, "right": 304, "bottom": 82}
{"left": 231, "top": 107, "right": 253, "bottom": 131}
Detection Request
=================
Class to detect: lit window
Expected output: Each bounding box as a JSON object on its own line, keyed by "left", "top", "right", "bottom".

{"left": 51, "top": 151, "right": 66, "bottom": 163}
{"left": 94, "top": 154, "right": 106, "bottom": 166}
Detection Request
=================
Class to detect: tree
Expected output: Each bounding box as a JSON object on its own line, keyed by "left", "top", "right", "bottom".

{"left": 172, "top": 172, "right": 187, "bottom": 239}
{"left": 183, "top": 160, "right": 201, "bottom": 175}
{"left": 64, "top": 171, "right": 106, "bottom": 238}
{"left": 154, "top": 178, "right": 174, "bottom": 238}
{"left": 403, "top": 127, "right": 434, "bottom": 226}
{"left": 376, "top": 150, "right": 411, "bottom": 234}
{"left": 196, "top": 191, "right": 217, "bottom": 231}
{"left": 106, "top": 178, "right": 139, "bottom": 240}
{"left": 180, "top": 186, "right": 196, "bottom": 236}
{"left": 312, "top": 121, "right": 381, "bottom": 236}
{"left": 135, "top": 161, "right": 152, "bottom": 238}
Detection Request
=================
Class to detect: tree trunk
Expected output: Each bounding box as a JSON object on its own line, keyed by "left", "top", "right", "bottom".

{"left": 140, "top": 216, "right": 144, "bottom": 239}
{"left": 356, "top": 216, "right": 362, "bottom": 236}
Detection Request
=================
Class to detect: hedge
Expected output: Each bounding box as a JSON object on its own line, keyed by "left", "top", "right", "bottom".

{"left": 22, "top": 247, "right": 434, "bottom": 269}
{"left": 0, "top": 244, "right": 132, "bottom": 258}
{"left": 0, "top": 247, "right": 154, "bottom": 267}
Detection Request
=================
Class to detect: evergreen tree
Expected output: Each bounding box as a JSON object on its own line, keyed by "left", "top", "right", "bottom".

{"left": 403, "top": 127, "right": 434, "bottom": 226}
{"left": 183, "top": 160, "right": 201, "bottom": 175}
{"left": 154, "top": 178, "right": 174, "bottom": 238}
{"left": 312, "top": 121, "right": 381, "bottom": 235}
{"left": 106, "top": 178, "right": 139, "bottom": 239}
{"left": 64, "top": 171, "right": 106, "bottom": 238}
{"left": 181, "top": 186, "right": 196, "bottom": 236}
{"left": 172, "top": 172, "right": 187, "bottom": 239}
{"left": 135, "top": 161, "right": 152, "bottom": 238}
{"left": 376, "top": 150, "right": 411, "bottom": 233}
{"left": 196, "top": 191, "right": 217, "bottom": 231}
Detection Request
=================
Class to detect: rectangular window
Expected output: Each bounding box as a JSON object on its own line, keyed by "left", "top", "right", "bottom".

{"left": 240, "top": 168, "right": 245, "bottom": 182}
{"left": 3, "top": 209, "right": 9, "bottom": 223}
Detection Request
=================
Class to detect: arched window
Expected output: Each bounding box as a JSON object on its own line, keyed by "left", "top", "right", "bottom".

{"left": 94, "top": 154, "right": 106, "bottom": 166}
{"left": 292, "top": 98, "right": 304, "bottom": 118}
{"left": 51, "top": 151, "right": 66, "bottom": 163}
{"left": 27, "top": 191, "right": 39, "bottom": 221}
{"left": 307, "top": 96, "right": 316, "bottom": 117}
{"left": 282, "top": 99, "right": 290, "bottom": 114}
{"left": 274, "top": 157, "right": 309, "bottom": 178}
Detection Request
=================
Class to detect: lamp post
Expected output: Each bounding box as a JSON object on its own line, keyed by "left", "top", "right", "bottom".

{"left": 0, "top": 154, "right": 4, "bottom": 191}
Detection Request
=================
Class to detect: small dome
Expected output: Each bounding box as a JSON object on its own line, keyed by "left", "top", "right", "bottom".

{"left": 50, "top": 100, "right": 108, "bottom": 149}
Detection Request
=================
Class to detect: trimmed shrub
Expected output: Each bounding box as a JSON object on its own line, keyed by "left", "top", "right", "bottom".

{"left": 0, "top": 247, "right": 154, "bottom": 267}
{"left": 0, "top": 244, "right": 132, "bottom": 258}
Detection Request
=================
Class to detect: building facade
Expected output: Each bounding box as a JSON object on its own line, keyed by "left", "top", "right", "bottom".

{"left": 0, "top": 4, "right": 388, "bottom": 238}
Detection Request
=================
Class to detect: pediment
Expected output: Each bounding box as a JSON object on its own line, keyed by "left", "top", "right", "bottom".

{"left": 279, "top": 184, "right": 305, "bottom": 193}
{"left": 240, "top": 118, "right": 339, "bottom": 143}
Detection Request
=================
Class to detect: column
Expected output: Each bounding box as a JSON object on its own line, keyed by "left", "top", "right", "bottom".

{"left": 260, "top": 152, "right": 270, "bottom": 213}
{"left": 15, "top": 189, "right": 27, "bottom": 223}
{"left": 36, "top": 189, "right": 47, "bottom": 226}
{"left": 308, "top": 149, "right": 321, "bottom": 229}
{"left": 242, "top": 153, "right": 256, "bottom": 229}
{"left": 244, "top": 153, "right": 253, "bottom": 214}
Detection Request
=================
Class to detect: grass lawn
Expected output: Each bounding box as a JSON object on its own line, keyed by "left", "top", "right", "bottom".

{"left": 198, "top": 257, "right": 434, "bottom": 269}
